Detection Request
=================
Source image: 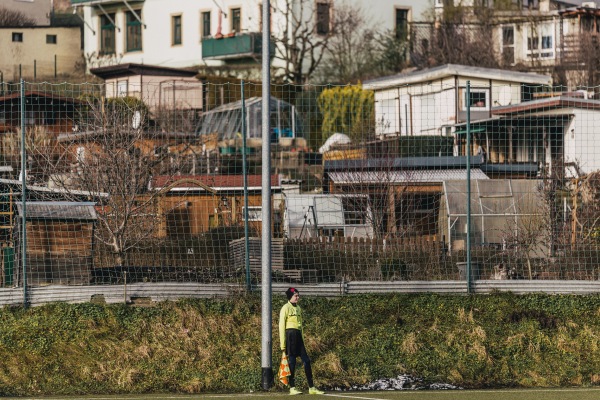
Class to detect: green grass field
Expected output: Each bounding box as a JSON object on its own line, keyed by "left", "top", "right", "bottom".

{"left": 7, "top": 388, "right": 600, "bottom": 400}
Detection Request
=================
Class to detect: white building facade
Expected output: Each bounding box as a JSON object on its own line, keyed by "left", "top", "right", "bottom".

{"left": 71, "top": 0, "right": 430, "bottom": 75}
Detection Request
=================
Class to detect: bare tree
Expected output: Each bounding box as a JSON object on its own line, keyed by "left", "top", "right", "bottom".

{"left": 2, "top": 125, "right": 60, "bottom": 184}
{"left": 570, "top": 171, "right": 600, "bottom": 245}
{"left": 272, "top": 0, "right": 343, "bottom": 84}
{"left": 328, "top": 158, "right": 431, "bottom": 240}
{"left": 0, "top": 7, "right": 35, "bottom": 26}
{"left": 410, "top": 3, "right": 506, "bottom": 70}
{"left": 314, "top": 4, "right": 380, "bottom": 84}
{"left": 410, "top": 21, "right": 499, "bottom": 70}
{"left": 497, "top": 182, "right": 552, "bottom": 280}
{"left": 35, "top": 98, "right": 192, "bottom": 266}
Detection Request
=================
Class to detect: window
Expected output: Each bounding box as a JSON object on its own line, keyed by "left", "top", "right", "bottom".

{"left": 100, "top": 13, "right": 115, "bottom": 55}
{"left": 526, "top": 23, "right": 554, "bottom": 59}
{"left": 117, "top": 80, "right": 128, "bottom": 97}
{"left": 243, "top": 206, "right": 262, "bottom": 221}
{"left": 12, "top": 32, "right": 23, "bottom": 42}
{"left": 314, "top": 197, "right": 344, "bottom": 227}
{"left": 201, "top": 11, "right": 211, "bottom": 37}
{"left": 316, "top": 2, "right": 330, "bottom": 35}
{"left": 522, "top": 0, "right": 539, "bottom": 9}
{"left": 395, "top": 8, "right": 408, "bottom": 41}
{"left": 230, "top": 8, "right": 241, "bottom": 33}
{"left": 502, "top": 26, "right": 515, "bottom": 65}
{"left": 126, "top": 10, "right": 143, "bottom": 52}
{"left": 341, "top": 197, "right": 368, "bottom": 225}
{"left": 375, "top": 97, "right": 399, "bottom": 135}
{"left": 46, "top": 34, "right": 57, "bottom": 44}
{"left": 172, "top": 15, "right": 182, "bottom": 45}
{"left": 465, "top": 90, "right": 488, "bottom": 110}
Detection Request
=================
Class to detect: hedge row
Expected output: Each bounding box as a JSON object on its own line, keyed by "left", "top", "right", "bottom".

{"left": 0, "top": 293, "right": 599, "bottom": 395}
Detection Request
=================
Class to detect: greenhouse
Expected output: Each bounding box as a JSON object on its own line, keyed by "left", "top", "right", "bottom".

{"left": 196, "top": 96, "right": 302, "bottom": 145}
{"left": 440, "top": 179, "right": 546, "bottom": 253}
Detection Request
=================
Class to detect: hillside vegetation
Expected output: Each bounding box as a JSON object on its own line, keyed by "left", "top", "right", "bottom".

{"left": 1, "top": 293, "right": 600, "bottom": 396}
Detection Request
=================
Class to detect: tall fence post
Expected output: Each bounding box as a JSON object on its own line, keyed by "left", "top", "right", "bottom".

{"left": 261, "top": 0, "right": 274, "bottom": 390}
{"left": 466, "top": 80, "right": 472, "bottom": 294}
{"left": 20, "top": 79, "right": 27, "bottom": 307}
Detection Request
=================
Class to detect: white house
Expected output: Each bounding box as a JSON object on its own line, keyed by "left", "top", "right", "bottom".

{"left": 446, "top": 93, "right": 600, "bottom": 182}
{"left": 363, "top": 64, "right": 552, "bottom": 139}
{"left": 488, "top": 95, "right": 600, "bottom": 177}
{"left": 89, "top": 63, "right": 203, "bottom": 111}
{"left": 70, "top": 0, "right": 430, "bottom": 75}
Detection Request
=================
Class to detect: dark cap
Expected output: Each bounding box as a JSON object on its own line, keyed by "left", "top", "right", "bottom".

{"left": 286, "top": 287, "right": 298, "bottom": 300}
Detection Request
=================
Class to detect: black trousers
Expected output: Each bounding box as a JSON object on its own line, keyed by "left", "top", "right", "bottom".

{"left": 285, "top": 328, "right": 314, "bottom": 388}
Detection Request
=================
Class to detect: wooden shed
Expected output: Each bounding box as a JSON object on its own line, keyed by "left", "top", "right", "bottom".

{"left": 13, "top": 202, "right": 97, "bottom": 286}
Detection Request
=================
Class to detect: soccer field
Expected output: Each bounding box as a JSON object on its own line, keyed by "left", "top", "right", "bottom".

{"left": 8, "top": 388, "right": 600, "bottom": 400}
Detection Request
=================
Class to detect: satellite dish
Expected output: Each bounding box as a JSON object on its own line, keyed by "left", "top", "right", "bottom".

{"left": 132, "top": 111, "right": 142, "bottom": 129}
{"left": 497, "top": 86, "right": 511, "bottom": 107}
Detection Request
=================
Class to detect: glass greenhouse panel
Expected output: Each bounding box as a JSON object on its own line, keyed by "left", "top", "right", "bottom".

{"left": 196, "top": 96, "right": 302, "bottom": 144}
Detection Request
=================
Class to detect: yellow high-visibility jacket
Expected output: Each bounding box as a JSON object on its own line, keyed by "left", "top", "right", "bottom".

{"left": 279, "top": 301, "right": 304, "bottom": 351}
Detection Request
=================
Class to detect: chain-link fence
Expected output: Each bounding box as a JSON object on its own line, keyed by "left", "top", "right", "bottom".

{"left": 0, "top": 78, "right": 599, "bottom": 301}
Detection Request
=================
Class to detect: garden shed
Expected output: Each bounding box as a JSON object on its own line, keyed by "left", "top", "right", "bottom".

{"left": 440, "top": 179, "right": 545, "bottom": 253}
{"left": 196, "top": 96, "right": 302, "bottom": 148}
{"left": 13, "top": 202, "right": 98, "bottom": 286}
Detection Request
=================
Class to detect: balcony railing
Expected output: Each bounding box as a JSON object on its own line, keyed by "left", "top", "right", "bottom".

{"left": 202, "top": 32, "right": 272, "bottom": 60}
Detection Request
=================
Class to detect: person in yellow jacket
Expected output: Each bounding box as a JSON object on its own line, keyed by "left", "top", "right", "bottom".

{"left": 279, "top": 287, "right": 324, "bottom": 395}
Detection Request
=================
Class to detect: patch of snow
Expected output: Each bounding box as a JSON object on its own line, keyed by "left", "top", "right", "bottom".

{"left": 326, "top": 374, "right": 462, "bottom": 391}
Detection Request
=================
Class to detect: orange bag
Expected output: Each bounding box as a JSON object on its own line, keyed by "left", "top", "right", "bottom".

{"left": 278, "top": 352, "right": 291, "bottom": 385}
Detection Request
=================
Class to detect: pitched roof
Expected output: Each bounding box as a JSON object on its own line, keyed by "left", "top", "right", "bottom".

{"left": 328, "top": 169, "right": 489, "bottom": 184}
{"left": 492, "top": 96, "right": 600, "bottom": 115}
{"left": 363, "top": 64, "right": 552, "bottom": 90}
{"left": 325, "top": 156, "right": 484, "bottom": 172}
{"left": 90, "top": 63, "right": 198, "bottom": 80}
{"left": 15, "top": 202, "right": 97, "bottom": 220}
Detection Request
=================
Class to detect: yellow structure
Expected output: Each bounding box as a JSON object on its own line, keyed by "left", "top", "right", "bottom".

{"left": 0, "top": 26, "right": 82, "bottom": 80}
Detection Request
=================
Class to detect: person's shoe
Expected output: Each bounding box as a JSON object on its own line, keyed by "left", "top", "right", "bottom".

{"left": 309, "top": 387, "right": 325, "bottom": 395}
{"left": 289, "top": 387, "right": 302, "bottom": 395}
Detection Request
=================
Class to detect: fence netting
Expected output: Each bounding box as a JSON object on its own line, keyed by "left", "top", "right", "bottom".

{"left": 0, "top": 79, "right": 599, "bottom": 290}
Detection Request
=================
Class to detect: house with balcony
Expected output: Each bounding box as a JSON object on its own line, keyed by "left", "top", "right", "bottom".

{"left": 430, "top": 0, "right": 600, "bottom": 88}
{"left": 70, "top": 0, "right": 430, "bottom": 78}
